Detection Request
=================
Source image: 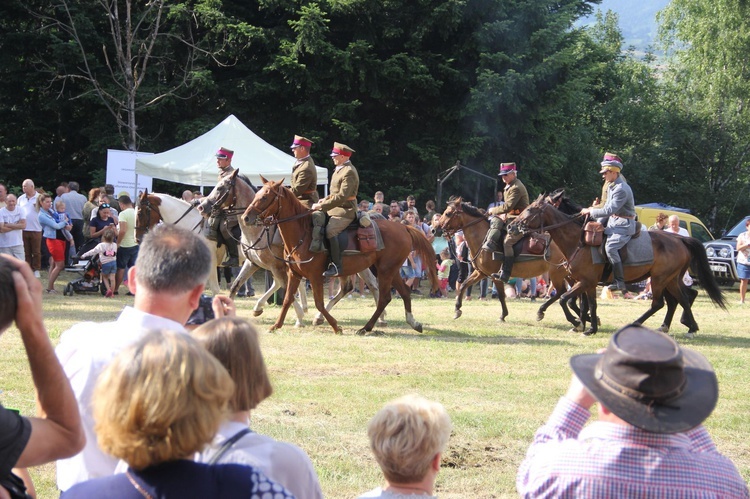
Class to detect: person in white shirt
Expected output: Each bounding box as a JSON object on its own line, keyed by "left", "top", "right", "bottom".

{"left": 0, "top": 194, "right": 27, "bottom": 260}
{"left": 55, "top": 224, "right": 225, "bottom": 491}
{"left": 18, "top": 179, "right": 42, "bottom": 277}
{"left": 193, "top": 317, "right": 324, "bottom": 499}
{"left": 667, "top": 214, "right": 690, "bottom": 237}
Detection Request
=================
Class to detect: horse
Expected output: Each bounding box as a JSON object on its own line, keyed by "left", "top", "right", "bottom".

{"left": 197, "top": 170, "right": 387, "bottom": 328}
{"left": 135, "top": 190, "right": 221, "bottom": 295}
{"left": 242, "top": 176, "right": 439, "bottom": 335}
{"left": 510, "top": 195, "right": 726, "bottom": 337}
{"left": 436, "top": 198, "right": 582, "bottom": 328}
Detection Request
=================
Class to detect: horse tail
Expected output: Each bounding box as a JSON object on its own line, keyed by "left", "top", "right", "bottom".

{"left": 406, "top": 225, "right": 440, "bottom": 294}
{"left": 683, "top": 236, "right": 727, "bottom": 310}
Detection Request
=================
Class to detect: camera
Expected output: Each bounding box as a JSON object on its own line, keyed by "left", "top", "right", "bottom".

{"left": 186, "top": 294, "right": 215, "bottom": 326}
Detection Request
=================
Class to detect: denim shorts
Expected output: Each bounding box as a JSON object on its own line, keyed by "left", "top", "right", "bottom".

{"left": 738, "top": 262, "right": 750, "bottom": 280}
{"left": 101, "top": 261, "right": 117, "bottom": 274}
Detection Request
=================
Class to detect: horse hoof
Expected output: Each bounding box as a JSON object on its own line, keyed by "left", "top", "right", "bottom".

{"left": 572, "top": 323, "right": 584, "bottom": 333}
{"left": 294, "top": 321, "right": 303, "bottom": 328}
{"left": 536, "top": 312, "right": 545, "bottom": 321}
{"left": 253, "top": 310, "right": 263, "bottom": 317}
{"left": 377, "top": 319, "right": 388, "bottom": 326}
{"left": 413, "top": 323, "right": 423, "bottom": 333}
{"left": 582, "top": 328, "right": 596, "bottom": 336}
{"left": 453, "top": 309, "right": 462, "bottom": 320}
{"left": 335, "top": 326, "right": 343, "bottom": 335}
{"left": 657, "top": 325, "right": 669, "bottom": 333}
{"left": 312, "top": 318, "right": 324, "bottom": 326}
{"left": 497, "top": 316, "right": 505, "bottom": 322}
{"left": 356, "top": 328, "right": 368, "bottom": 336}
{"left": 684, "top": 331, "right": 696, "bottom": 339}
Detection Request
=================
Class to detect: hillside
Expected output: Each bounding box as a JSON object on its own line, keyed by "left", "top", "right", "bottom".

{"left": 583, "top": 0, "right": 670, "bottom": 53}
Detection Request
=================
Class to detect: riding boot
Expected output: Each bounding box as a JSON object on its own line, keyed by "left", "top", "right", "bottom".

{"left": 323, "top": 235, "right": 343, "bottom": 277}
{"left": 482, "top": 217, "right": 503, "bottom": 252}
{"left": 608, "top": 261, "right": 627, "bottom": 292}
{"left": 224, "top": 240, "right": 240, "bottom": 268}
{"left": 491, "top": 256, "right": 514, "bottom": 282}
{"left": 310, "top": 210, "right": 326, "bottom": 253}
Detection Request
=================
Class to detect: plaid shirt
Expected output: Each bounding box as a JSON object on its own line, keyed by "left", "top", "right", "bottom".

{"left": 517, "top": 397, "right": 749, "bottom": 498}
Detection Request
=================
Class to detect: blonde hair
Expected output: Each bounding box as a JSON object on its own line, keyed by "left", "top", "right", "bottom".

{"left": 102, "top": 227, "right": 116, "bottom": 243}
{"left": 193, "top": 317, "right": 273, "bottom": 412}
{"left": 367, "top": 395, "right": 452, "bottom": 484}
{"left": 35, "top": 193, "right": 51, "bottom": 212}
{"left": 93, "top": 330, "right": 234, "bottom": 470}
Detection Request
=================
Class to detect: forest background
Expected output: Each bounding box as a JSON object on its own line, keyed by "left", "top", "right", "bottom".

{"left": 1, "top": 0, "right": 749, "bottom": 234}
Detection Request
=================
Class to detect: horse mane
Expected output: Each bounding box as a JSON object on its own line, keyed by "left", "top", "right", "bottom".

{"left": 267, "top": 180, "right": 309, "bottom": 215}
{"left": 460, "top": 202, "right": 486, "bottom": 218}
{"left": 153, "top": 193, "right": 192, "bottom": 209}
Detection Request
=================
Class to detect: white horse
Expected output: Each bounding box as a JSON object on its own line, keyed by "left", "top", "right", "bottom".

{"left": 135, "top": 191, "right": 222, "bottom": 295}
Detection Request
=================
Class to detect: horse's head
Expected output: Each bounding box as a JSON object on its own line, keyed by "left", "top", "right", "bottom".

{"left": 242, "top": 175, "right": 285, "bottom": 225}
{"left": 435, "top": 197, "right": 465, "bottom": 236}
{"left": 135, "top": 190, "right": 163, "bottom": 244}
{"left": 509, "top": 194, "right": 549, "bottom": 235}
{"left": 198, "top": 168, "right": 239, "bottom": 217}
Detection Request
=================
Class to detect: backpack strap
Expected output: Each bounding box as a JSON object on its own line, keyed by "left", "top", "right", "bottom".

{"left": 208, "top": 428, "right": 252, "bottom": 465}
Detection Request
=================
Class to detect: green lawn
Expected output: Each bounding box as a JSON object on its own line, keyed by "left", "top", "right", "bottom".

{"left": 2, "top": 272, "right": 749, "bottom": 498}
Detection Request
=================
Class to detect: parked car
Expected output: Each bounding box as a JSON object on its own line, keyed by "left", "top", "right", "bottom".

{"left": 704, "top": 215, "right": 750, "bottom": 285}
{"left": 634, "top": 205, "right": 714, "bottom": 242}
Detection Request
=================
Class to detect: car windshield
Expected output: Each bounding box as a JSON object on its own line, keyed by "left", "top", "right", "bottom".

{"left": 726, "top": 217, "right": 750, "bottom": 237}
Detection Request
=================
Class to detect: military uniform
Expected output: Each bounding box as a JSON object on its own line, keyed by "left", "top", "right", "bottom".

{"left": 289, "top": 136, "right": 319, "bottom": 209}
{"left": 485, "top": 163, "right": 530, "bottom": 281}
{"left": 317, "top": 142, "right": 359, "bottom": 276}
{"left": 588, "top": 152, "right": 635, "bottom": 293}
{"left": 212, "top": 147, "right": 254, "bottom": 267}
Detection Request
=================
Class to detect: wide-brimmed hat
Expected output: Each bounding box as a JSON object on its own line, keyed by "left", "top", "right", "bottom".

{"left": 498, "top": 162, "right": 517, "bottom": 176}
{"left": 290, "top": 135, "right": 313, "bottom": 149}
{"left": 570, "top": 324, "right": 718, "bottom": 434}
{"left": 599, "top": 152, "right": 623, "bottom": 173}
{"left": 330, "top": 142, "right": 355, "bottom": 157}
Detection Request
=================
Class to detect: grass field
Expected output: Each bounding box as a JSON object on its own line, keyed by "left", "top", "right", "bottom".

{"left": 2, "top": 272, "right": 749, "bottom": 498}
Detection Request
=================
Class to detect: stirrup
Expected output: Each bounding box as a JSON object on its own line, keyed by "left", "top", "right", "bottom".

{"left": 322, "top": 263, "right": 340, "bottom": 277}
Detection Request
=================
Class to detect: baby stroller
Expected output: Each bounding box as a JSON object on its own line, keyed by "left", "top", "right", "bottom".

{"left": 63, "top": 239, "right": 106, "bottom": 296}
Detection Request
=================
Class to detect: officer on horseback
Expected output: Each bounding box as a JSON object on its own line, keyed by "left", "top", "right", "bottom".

{"left": 311, "top": 142, "right": 359, "bottom": 277}
{"left": 580, "top": 152, "right": 636, "bottom": 295}
{"left": 484, "top": 162, "right": 530, "bottom": 282}
{"left": 211, "top": 146, "right": 254, "bottom": 268}
{"left": 289, "top": 135, "right": 326, "bottom": 254}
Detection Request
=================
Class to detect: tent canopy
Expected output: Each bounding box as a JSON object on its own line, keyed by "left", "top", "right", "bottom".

{"left": 134, "top": 115, "right": 328, "bottom": 188}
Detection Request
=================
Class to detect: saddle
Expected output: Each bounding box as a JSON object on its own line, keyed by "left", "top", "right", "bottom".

{"left": 340, "top": 215, "right": 385, "bottom": 254}
{"left": 490, "top": 231, "right": 550, "bottom": 262}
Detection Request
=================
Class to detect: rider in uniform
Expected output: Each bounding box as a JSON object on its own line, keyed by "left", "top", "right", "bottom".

{"left": 311, "top": 142, "right": 359, "bottom": 277}
{"left": 212, "top": 146, "right": 253, "bottom": 268}
{"left": 484, "top": 162, "right": 530, "bottom": 282}
{"left": 289, "top": 135, "right": 325, "bottom": 252}
{"left": 581, "top": 152, "right": 636, "bottom": 296}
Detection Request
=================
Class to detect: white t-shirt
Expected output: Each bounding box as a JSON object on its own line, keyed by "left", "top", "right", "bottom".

{"left": 198, "top": 420, "right": 323, "bottom": 499}
{"left": 18, "top": 193, "right": 41, "bottom": 232}
{"left": 667, "top": 226, "right": 689, "bottom": 237}
{"left": 0, "top": 207, "right": 26, "bottom": 247}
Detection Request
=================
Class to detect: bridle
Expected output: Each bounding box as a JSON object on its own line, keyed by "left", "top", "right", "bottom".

{"left": 440, "top": 203, "right": 485, "bottom": 238}
{"left": 135, "top": 196, "right": 163, "bottom": 242}
{"left": 511, "top": 202, "right": 584, "bottom": 236}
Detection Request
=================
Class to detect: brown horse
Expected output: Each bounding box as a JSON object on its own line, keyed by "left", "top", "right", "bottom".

{"left": 510, "top": 195, "right": 726, "bottom": 337}
{"left": 437, "top": 198, "right": 581, "bottom": 327}
{"left": 242, "top": 177, "right": 439, "bottom": 335}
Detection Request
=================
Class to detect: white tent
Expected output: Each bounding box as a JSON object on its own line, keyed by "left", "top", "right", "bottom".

{"left": 134, "top": 115, "right": 328, "bottom": 190}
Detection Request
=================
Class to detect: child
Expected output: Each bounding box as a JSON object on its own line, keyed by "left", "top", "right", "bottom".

{"left": 54, "top": 200, "right": 76, "bottom": 258}
{"left": 436, "top": 248, "right": 453, "bottom": 298}
{"left": 81, "top": 227, "right": 118, "bottom": 297}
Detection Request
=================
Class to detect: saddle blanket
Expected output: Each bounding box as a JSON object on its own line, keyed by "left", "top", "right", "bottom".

{"left": 343, "top": 220, "right": 385, "bottom": 254}
{"left": 591, "top": 230, "right": 654, "bottom": 266}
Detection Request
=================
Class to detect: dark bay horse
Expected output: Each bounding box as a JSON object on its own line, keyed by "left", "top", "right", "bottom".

{"left": 510, "top": 195, "right": 726, "bottom": 337}
{"left": 437, "top": 198, "right": 581, "bottom": 327}
{"left": 242, "top": 177, "right": 439, "bottom": 335}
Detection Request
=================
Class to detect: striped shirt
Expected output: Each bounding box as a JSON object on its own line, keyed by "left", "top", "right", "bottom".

{"left": 517, "top": 397, "right": 749, "bottom": 498}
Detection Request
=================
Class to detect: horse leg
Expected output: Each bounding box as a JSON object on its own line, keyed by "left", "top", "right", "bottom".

{"left": 298, "top": 278, "right": 309, "bottom": 314}
{"left": 206, "top": 241, "right": 221, "bottom": 295}
{"left": 632, "top": 291, "right": 666, "bottom": 329}
{"left": 253, "top": 278, "right": 279, "bottom": 318}
{"left": 491, "top": 277, "right": 509, "bottom": 322}
{"left": 269, "top": 271, "right": 302, "bottom": 332}
{"left": 679, "top": 285, "right": 699, "bottom": 331}
{"left": 360, "top": 269, "right": 387, "bottom": 325}
{"left": 309, "top": 275, "right": 342, "bottom": 334}
{"left": 581, "top": 287, "right": 599, "bottom": 336}
{"left": 454, "top": 270, "right": 482, "bottom": 320}
{"left": 315, "top": 277, "right": 353, "bottom": 325}
{"left": 669, "top": 281, "right": 699, "bottom": 338}
{"left": 287, "top": 278, "right": 306, "bottom": 328}
{"left": 560, "top": 283, "right": 585, "bottom": 332}
{"left": 230, "top": 259, "right": 256, "bottom": 299}
{"left": 392, "top": 273, "right": 422, "bottom": 333}
{"left": 358, "top": 271, "right": 394, "bottom": 335}
{"left": 655, "top": 292, "right": 677, "bottom": 333}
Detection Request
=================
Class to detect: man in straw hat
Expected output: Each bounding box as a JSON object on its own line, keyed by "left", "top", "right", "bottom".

{"left": 290, "top": 135, "right": 325, "bottom": 253}
{"left": 581, "top": 152, "right": 636, "bottom": 296}
{"left": 311, "top": 142, "right": 359, "bottom": 277}
{"left": 484, "top": 162, "right": 529, "bottom": 282}
{"left": 517, "top": 324, "right": 748, "bottom": 498}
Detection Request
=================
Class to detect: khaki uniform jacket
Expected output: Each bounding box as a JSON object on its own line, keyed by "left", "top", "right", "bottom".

{"left": 489, "top": 178, "right": 529, "bottom": 219}
{"left": 318, "top": 162, "right": 359, "bottom": 220}
{"left": 291, "top": 156, "right": 319, "bottom": 209}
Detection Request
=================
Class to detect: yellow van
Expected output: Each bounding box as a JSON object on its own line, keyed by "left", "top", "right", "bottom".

{"left": 634, "top": 205, "right": 714, "bottom": 242}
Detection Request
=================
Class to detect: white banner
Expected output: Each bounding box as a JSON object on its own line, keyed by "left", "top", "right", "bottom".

{"left": 106, "top": 149, "right": 154, "bottom": 199}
